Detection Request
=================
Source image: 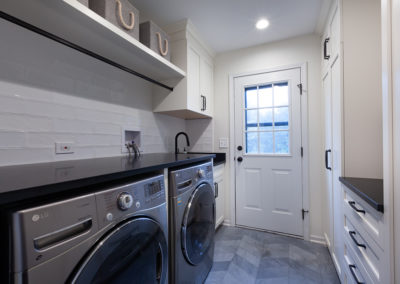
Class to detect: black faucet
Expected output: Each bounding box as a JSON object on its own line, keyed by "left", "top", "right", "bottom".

{"left": 175, "top": 132, "right": 190, "bottom": 154}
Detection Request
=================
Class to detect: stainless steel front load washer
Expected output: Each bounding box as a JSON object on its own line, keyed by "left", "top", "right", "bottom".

{"left": 11, "top": 174, "right": 168, "bottom": 284}
{"left": 169, "top": 161, "right": 215, "bottom": 284}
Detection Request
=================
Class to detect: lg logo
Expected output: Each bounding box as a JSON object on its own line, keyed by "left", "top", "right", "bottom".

{"left": 32, "top": 212, "right": 49, "bottom": 222}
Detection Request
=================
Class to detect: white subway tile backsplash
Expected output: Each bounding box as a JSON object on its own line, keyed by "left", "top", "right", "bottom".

{"left": 26, "top": 132, "right": 75, "bottom": 148}
{"left": 0, "top": 148, "right": 55, "bottom": 165}
{"left": 0, "top": 131, "right": 26, "bottom": 148}
{"left": 0, "top": 113, "right": 53, "bottom": 132}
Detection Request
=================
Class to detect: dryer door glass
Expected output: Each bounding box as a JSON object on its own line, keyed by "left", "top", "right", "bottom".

{"left": 182, "top": 182, "right": 215, "bottom": 265}
{"left": 70, "top": 217, "right": 167, "bottom": 284}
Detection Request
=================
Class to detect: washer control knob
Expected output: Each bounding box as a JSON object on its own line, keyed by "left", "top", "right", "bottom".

{"left": 197, "top": 169, "right": 205, "bottom": 178}
{"left": 136, "top": 201, "right": 141, "bottom": 209}
{"left": 118, "top": 192, "right": 133, "bottom": 211}
{"left": 106, "top": 213, "right": 113, "bottom": 221}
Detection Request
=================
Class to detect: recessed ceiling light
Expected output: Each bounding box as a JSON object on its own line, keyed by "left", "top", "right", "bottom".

{"left": 256, "top": 18, "right": 269, "bottom": 30}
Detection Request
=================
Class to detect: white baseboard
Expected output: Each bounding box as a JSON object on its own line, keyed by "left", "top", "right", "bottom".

{"left": 324, "top": 233, "right": 332, "bottom": 249}
{"left": 310, "top": 234, "right": 327, "bottom": 245}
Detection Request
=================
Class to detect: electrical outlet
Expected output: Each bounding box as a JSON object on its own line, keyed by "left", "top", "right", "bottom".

{"left": 55, "top": 142, "right": 74, "bottom": 154}
{"left": 219, "top": 138, "right": 229, "bottom": 149}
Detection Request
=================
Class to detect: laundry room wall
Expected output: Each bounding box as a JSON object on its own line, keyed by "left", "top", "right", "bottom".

{"left": 214, "top": 34, "right": 324, "bottom": 242}
{"left": 186, "top": 119, "right": 214, "bottom": 152}
{"left": 0, "top": 19, "right": 187, "bottom": 166}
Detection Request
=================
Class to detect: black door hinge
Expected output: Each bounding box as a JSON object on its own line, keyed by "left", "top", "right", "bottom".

{"left": 297, "top": 83, "right": 303, "bottom": 95}
{"left": 302, "top": 209, "right": 309, "bottom": 220}
{"left": 301, "top": 147, "right": 303, "bottom": 157}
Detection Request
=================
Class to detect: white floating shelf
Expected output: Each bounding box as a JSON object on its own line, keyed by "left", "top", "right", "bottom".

{"left": 1, "top": 0, "right": 186, "bottom": 85}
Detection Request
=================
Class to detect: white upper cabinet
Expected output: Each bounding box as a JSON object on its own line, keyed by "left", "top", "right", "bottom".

{"left": 153, "top": 19, "right": 215, "bottom": 119}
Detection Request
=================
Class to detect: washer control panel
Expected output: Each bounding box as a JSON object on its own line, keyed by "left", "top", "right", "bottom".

{"left": 117, "top": 192, "right": 134, "bottom": 210}
{"left": 169, "top": 161, "right": 213, "bottom": 197}
{"left": 95, "top": 174, "right": 165, "bottom": 228}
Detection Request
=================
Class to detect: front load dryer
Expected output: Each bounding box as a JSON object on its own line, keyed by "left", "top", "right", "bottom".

{"left": 168, "top": 161, "right": 215, "bottom": 284}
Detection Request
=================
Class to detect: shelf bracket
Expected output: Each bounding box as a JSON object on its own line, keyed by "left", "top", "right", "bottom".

{"left": 0, "top": 11, "right": 174, "bottom": 92}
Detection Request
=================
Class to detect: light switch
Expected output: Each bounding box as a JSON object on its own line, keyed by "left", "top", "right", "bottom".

{"left": 219, "top": 138, "right": 229, "bottom": 149}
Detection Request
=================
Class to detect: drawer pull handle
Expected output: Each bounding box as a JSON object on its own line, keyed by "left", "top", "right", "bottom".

{"left": 348, "top": 201, "right": 366, "bottom": 214}
{"left": 349, "top": 264, "right": 364, "bottom": 284}
{"left": 349, "top": 231, "right": 366, "bottom": 249}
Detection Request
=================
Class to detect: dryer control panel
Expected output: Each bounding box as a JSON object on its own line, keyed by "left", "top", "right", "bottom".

{"left": 95, "top": 174, "right": 165, "bottom": 228}
{"left": 169, "top": 161, "right": 213, "bottom": 197}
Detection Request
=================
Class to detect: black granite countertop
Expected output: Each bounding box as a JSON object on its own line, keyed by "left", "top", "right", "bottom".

{"left": 0, "top": 153, "right": 214, "bottom": 205}
{"left": 188, "top": 152, "right": 226, "bottom": 166}
{"left": 339, "top": 177, "right": 383, "bottom": 213}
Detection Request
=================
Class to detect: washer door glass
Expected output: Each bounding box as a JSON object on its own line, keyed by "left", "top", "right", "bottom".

{"left": 182, "top": 182, "right": 215, "bottom": 265}
{"left": 70, "top": 217, "right": 167, "bottom": 284}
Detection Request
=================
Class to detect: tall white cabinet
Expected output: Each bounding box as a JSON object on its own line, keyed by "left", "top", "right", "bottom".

{"left": 322, "top": 3, "right": 343, "bottom": 276}
{"left": 322, "top": 0, "right": 387, "bottom": 283}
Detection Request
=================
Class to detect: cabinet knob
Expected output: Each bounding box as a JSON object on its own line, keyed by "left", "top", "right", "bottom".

{"left": 237, "top": 145, "right": 243, "bottom": 151}
{"left": 237, "top": 157, "right": 243, "bottom": 162}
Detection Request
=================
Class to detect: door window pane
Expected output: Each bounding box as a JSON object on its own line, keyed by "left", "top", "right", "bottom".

{"left": 243, "top": 81, "right": 291, "bottom": 155}
{"left": 246, "top": 132, "right": 258, "bottom": 153}
{"left": 259, "top": 108, "right": 273, "bottom": 130}
{"left": 274, "top": 107, "right": 289, "bottom": 130}
{"left": 245, "top": 87, "right": 258, "bottom": 108}
{"left": 260, "top": 132, "right": 273, "bottom": 153}
{"left": 275, "top": 131, "right": 290, "bottom": 154}
{"left": 245, "top": 109, "right": 258, "bottom": 130}
{"left": 274, "top": 83, "right": 289, "bottom": 107}
{"left": 259, "top": 85, "right": 273, "bottom": 107}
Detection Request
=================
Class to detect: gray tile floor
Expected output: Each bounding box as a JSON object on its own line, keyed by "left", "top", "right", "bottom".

{"left": 205, "top": 226, "right": 340, "bottom": 284}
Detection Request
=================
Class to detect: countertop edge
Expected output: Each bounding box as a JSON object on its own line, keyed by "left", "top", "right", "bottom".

{"left": 339, "top": 177, "right": 384, "bottom": 213}
{"left": 0, "top": 154, "right": 215, "bottom": 205}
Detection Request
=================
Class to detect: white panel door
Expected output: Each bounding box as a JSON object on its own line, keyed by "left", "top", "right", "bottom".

{"left": 234, "top": 68, "right": 303, "bottom": 236}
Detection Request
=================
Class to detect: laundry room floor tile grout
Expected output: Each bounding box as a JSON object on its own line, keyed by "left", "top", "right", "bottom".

{"left": 205, "top": 226, "right": 340, "bottom": 284}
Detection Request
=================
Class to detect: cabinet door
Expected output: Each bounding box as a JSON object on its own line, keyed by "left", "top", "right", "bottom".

{"left": 214, "top": 177, "right": 224, "bottom": 228}
{"left": 323, "top": 71, "right": 334, "bottom": 252}
{"left": 330, "top": 6, "right": 340, "bottom": 61}
{"left": 214, "top": 165, "right": 225, "bottom": 229}
{"left": 331, "top": 56, "right": 344, "bottom": 279}
{"left": 321, "top": 27, "right": 330, "bottom": 73}
{"left": 187, "top": 45, "right": 201, "bottom": 112}
{"left": 200, "top": 58, "right": 213, "bottom": 116}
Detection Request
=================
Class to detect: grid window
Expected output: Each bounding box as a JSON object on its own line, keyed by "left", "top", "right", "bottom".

{"left": 244, "top": 82, "right": 290, "bottom": 154}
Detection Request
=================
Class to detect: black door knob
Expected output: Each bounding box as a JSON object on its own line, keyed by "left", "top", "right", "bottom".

{"left": 237, "top": 145, "right": 243, "bottom": 151}
{"left": 237, "top": 157, "right": 243, "bottom": 162}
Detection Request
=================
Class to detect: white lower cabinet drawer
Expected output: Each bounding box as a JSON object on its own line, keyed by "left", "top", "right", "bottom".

{"left": 344, "top": 214, "right": 381, "bottom": 283}
{"left": 343, "top": 187, "right": 384, "bottom": 249}
{"left": 344, "top": 240, "right": 374, "bottom": 284}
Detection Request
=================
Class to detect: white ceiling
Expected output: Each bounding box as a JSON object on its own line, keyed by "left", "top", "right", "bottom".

{"left": 130, "top": 0, "right": 328, "bottom": 53}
